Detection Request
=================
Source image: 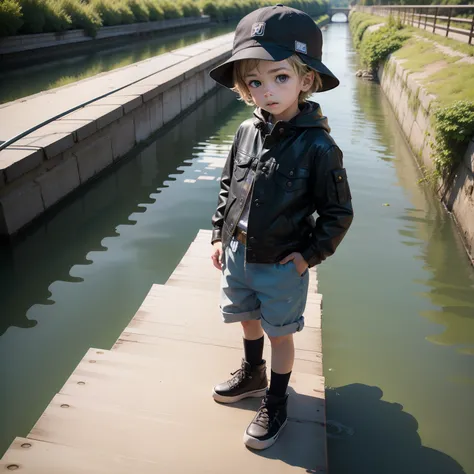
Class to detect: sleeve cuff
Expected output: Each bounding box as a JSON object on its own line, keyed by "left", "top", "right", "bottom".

{"left": 301, "top": 247, "right": 322, "bottom": 268}
{"left": 211, "top": 228, "right": 222, "bottom": 244}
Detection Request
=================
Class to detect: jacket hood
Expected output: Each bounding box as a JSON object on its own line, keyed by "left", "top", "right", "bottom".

{"left": 253, "top": 100, "right": 330, "bottom": 133}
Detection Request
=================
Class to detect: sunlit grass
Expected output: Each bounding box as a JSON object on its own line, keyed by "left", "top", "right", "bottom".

{"left": 425, "top": 63, "right": 474, "bottom": 105}
{"left": 394, "top": 38, "right": 460, "bottom": 73}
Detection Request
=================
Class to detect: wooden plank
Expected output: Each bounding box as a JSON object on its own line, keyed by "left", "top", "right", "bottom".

{"left": 27, "top": 392, "right": 326, "bottom": 473}
{"left": 57, "top": 348, "right": 325, "bottom": 422}
{"left": 113, "top": 333, "right": 323, "bottom": 375}
{"left": 123, "top": 319, "right": 322, "bottom": 353}
{"left": 0, "top": 229, "right": 327, "bottom": 473}
{"left": 135, "top": 284, "right": 321, "bottom": 330}
{"left": 0, "top": 438, "right": 164, "bottom": 474}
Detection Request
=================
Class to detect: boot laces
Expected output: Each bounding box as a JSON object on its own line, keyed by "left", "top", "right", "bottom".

{"left": 255, "top": 400, "right": 277, "bottom": 428}
{"left": 228, "top": 361, "right": 251, "bottom": 389}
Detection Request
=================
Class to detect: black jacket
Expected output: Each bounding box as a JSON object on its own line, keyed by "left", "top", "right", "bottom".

{"left": 211, "top": 101, "right": 353, "bottom": 267}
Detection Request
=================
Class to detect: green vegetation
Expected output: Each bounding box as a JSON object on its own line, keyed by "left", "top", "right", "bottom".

{"left": 431, "top": 101, "right": 474, "bottom": 178}
{"left": 0, "top": 0, "right": 328, "bottom": 36}
{"left": 349, "top": 10, "right": 384, "bottom": 49}
{"left": 350, "top": 10, "right": 474, "bottom": 181}
{"left": 0, "top": 0, "right": 23, "bottom": 36}
{"left": 201, "top": 0, "right": 327, "bottom": 22}
{"left": 350, "top": 12, "right": 409, "bottom": 69}
{"left": 359, "top": 24, "right": 409, "bottom": 70}
{"left": 393, "top": 38, "right": 459, "bottom": 72}
{"left": 427, "top": 63, "right": 474, "bottom": 104}
{"left": 358, "top": 0, "right": 473, "bottom": 5}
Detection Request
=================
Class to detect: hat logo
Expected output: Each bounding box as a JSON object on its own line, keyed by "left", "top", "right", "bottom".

{"left": 251, "top": 22, "right": 266, "bottom": 37}
{"left": 295, "top": 41, "right": 307, "bottom": 54}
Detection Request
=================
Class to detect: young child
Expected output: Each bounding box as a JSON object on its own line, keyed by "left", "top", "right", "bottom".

{"left": 209, "top": 4, "right": 353, "bottom": 450}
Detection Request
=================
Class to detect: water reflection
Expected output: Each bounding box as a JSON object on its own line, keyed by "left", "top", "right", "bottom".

{"left": 327, "top": 384, "right": 467, "bottom": 474}
{"left": 353, "top": 65, "right": 474, "bottom": 357}
{"left": 0, "top": 23, "right": 235, "bottom": 104}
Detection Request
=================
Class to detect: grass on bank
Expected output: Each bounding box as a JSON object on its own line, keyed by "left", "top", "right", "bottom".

{"left": 393, "top": 38, "right": 460, "bottom": 73}
{"left": 406, "top": 26, "right": 474, "bottom": 57}
{"left": 0, "top": 0, "right": 328, "bottom": 36}
{"left": 349, "top": 10, "right": 474, "bottom": 180}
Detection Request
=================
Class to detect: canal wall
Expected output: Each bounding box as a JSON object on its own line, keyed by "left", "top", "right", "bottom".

{"left": 0, "top": 16, "right": 211, "bottom": 58}
{"left": 0, "top": 34, "right": 233, "bottom": 238}
{"left": 377, "top": 57, "right": 474, "bottom": 260}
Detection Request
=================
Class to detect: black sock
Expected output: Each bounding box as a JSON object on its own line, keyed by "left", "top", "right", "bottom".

{"left": 243, "top": 336, "right": 264, "bottom": 367}
{"left": 269, "top": 370, "right": 291, "bottom": 397}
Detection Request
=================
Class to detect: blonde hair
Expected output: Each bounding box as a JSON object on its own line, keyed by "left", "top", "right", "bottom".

{"left": 232, "top": 54, "right": 323, "bottom": 106}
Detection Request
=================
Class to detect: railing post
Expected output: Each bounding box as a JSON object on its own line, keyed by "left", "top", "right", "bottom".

{"left": 411, "top": 7, "right": 415, "bottom": 26}
{"left": 418, "top": 7, "right": 421, "bottom": 27}
{"left": 446, "top": 7, "right": 452, "bottom": 37}
{"left": 433, "top": 7, "right": 438, "bottom": 33}
{"left": 470, "top": 14, "right": 474, "bottom": 45}
{"left": 403, "top": 7, "right": 407, "bottom": 26}
{"left": 424, "top": 8, "right": 428, "bottom": 30}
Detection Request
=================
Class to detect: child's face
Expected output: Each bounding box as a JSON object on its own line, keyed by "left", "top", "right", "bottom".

{"left": 243, "top": 59, "right": 314, "bottom": 122}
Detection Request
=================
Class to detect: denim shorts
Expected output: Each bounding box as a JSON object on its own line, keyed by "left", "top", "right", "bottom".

{"left": 220, "top": 238, "right": 309, "bottom": 337}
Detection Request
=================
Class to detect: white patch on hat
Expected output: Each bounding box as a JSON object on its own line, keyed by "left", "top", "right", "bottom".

{"left": 295, "top": 41, "right": 307, "bottom": 54}
{"left": 251, "top": 22, "right": 266, "bottom": 37}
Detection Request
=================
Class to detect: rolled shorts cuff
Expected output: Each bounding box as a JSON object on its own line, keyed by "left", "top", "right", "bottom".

{"left": 221, "top": 307, "right": 261, "bottom": 324}
{"left": 261, "top": 316, "right": 305, "bottom": 337}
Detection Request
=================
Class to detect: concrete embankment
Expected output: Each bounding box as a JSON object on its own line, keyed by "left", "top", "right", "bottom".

{"left": 349, "top": 13, "right": 474, "bottom": 260}
{"left": 0, "top": 16, "right": 210, "bottom": 59}
{"left": 0, "top": 33, "right": 233, "bottom": 238}
{"left": 377, "top": 57, "right": 474, "bottom": 260}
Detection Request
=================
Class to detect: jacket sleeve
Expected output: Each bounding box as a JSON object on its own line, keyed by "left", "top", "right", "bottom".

{"left": 301, "top": 145, "right": 354, "bottom": 267}
{"left": 211, "top": 130, "right": 239, "bottom": 244}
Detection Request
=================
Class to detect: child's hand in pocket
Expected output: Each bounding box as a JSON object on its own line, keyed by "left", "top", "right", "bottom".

{"left": 280, "top": 252, "right": 308, "bottom": 276}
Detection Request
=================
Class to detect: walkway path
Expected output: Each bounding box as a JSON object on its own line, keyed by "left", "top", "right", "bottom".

{"left": 0, "top": 34, "right": 233, "bottom": 145}
{"left": 0, "top": 229, "right": 327, "bottom": 473}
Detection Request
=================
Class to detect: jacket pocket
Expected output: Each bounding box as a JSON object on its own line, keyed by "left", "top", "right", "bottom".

{"left": 233, "top": 152, "right": 253, "bottom": 182}
{"left": 274, "top": 165, "right": 309, "bottom": 192}
{"left": 331, "top": 168, "right": 351, "bottom": 204}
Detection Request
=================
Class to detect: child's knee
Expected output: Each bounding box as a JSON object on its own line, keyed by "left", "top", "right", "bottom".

{"left": 268, "top": 334, "right": 293, "bottom": 346}
{"left": 241, "top": 320, "right": 261, "bottom": 329}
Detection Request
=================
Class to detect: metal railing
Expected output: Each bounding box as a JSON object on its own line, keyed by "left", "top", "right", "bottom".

{"left": 356, "top": 5, "right": 474, "bottom": 44}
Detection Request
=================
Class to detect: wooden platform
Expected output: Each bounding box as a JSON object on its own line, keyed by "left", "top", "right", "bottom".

{"left": 0, "top": 229, "right": 326, "bottom": 473}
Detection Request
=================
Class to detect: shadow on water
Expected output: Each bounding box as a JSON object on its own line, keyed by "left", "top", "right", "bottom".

{"left": 0, "top": 87, "right": 238, "bottom": 338}
{"left": 326, "top": 384, "right": 467, "bottom": 474}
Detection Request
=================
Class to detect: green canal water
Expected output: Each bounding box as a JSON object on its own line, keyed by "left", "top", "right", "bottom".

{"left": 0, "top": 23, "right": 473, "bottom": 473}
{"left": 0, "top": 22, "right": 235, "bottom": 104}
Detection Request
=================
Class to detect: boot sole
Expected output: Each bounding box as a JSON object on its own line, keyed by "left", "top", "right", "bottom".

{"left": 243, "top": 419, "right": 288, "bottom": 450}
{"left": 212, "top": 387, "right": 267, "bottom": 404}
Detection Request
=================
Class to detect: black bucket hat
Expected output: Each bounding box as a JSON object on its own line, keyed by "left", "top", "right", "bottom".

{"left": 209, "top": 4, "right": 339, "bottom": 92}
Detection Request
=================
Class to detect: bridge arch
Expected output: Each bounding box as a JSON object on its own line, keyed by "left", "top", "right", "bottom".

{"left": 328, "top": 8, "right": 350, "bottom": 22}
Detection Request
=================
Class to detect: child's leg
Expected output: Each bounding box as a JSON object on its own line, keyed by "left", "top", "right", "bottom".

{"left": 241, "top": 320, "right": 264, "bottom": 366}
{"left": 242, "top": 261, "right": 309, "bottom": 450}
{"left": 213, "top": 240, "right": 268, "bottom": 403}
{"left": 268, "top": 334, "right": 294, "bottom": 397}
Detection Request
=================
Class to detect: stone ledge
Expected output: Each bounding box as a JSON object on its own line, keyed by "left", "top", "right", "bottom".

{"left": 0, "top": 34, "right": 233, "bottom": 236}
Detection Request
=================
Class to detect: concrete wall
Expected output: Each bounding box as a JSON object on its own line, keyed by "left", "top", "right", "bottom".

{"left": 378, "top": 57, "right": 474, "bottom": 260}
{"left": 0, "top": 34, "right": 233, "bottom": 238}
{"left": 0, "top": 17, "right": 210, "bottom": 56}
